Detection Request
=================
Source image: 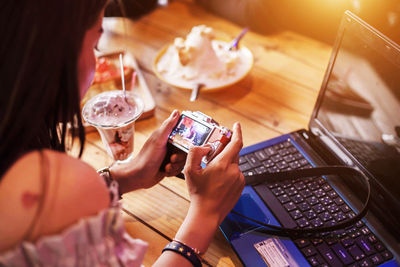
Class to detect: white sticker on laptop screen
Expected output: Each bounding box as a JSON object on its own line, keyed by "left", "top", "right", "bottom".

{"left": 254, "top": 239, "right": 299, "bottom": 267}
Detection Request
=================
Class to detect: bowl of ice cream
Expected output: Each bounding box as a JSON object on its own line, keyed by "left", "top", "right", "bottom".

{"left": 153, "top": 25, "right": 253, "bottom": 91}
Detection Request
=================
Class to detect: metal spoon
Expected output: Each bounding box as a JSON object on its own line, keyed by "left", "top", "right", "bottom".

{"left": 190, "top": 83, "right": 205, "bottom": 102}
{"left": 228, "top": 27, "right": 249, "bottom": 51}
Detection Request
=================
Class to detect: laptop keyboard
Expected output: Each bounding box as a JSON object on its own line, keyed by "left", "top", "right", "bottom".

{"left": 239, "top": 139, "right": 394, "bottom": 266}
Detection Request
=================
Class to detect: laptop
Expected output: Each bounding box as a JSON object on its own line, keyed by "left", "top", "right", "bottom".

{"left": 220, "top": 11, "right": 400, "bottom": 267}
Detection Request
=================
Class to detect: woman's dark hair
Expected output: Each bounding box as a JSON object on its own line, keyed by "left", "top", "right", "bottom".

{"left": 0, "top": 0, "right": 107, "bottom": 177}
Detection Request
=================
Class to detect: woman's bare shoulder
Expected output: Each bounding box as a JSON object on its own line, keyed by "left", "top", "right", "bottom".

{"left": 0, "top": 150, "right": 110, "bottom": 250}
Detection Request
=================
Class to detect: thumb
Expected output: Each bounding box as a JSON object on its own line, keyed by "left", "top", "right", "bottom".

{"left": 158, "top": 110, "right": 180, "bottom": 140}
{"left": 184, "top": 145, "right": 211, "bottom": 173}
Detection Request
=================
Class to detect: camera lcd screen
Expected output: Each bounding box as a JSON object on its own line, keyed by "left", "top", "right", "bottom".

{"left": 169, "top": 115, "right": 212, "bottom": 151}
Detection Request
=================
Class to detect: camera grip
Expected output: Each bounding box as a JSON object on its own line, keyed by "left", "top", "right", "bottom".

{"left": 160, "top": 142, "right": 180, "bottom": 172}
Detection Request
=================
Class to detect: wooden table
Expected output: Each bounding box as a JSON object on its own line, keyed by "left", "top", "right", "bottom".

{"left": 80, "top": 1, "right": 332, "bottom": 265}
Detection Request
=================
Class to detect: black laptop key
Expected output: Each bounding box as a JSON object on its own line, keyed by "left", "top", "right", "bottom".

{"left": 294, "top": 181, "right": 306, "bottom": 190}
{"left": 289, "top": 161, "right": 301, "bottom": 169}
{"left": 348, "top": 244, "right": 365, "bottom": 261}
{"left": 308, "top": 256, "right": 320, "bottom": 267}
{"left": 299, "top": 188, "right": 313, "bottom": 198}
{"left": 239, "top": 162, "right": 252, "bottom": 172}
{"left": 291, "top": 194, "right": 304, "bottom": 204}
{"left": 360, "top": 226, "right": 371, "bottom": 236}
{"left": 276, "top": 161, "right": 289, "bottom": 169}
{"left": 306, "top": 196, "right": 319, "bottom": 206}
{"left": 283, "top": 154, "right": 296, "bottom": 162}
{"left": 369, "top": 254, "right": 384, "bottom": 265}
{"left": 285, "top": 186, "right": 297, "bottom": 196}
{"left": 340, "top": 204, "right": 351, "bottom": 213}
{"left": 278, "top": 148, "right": 290, "bottom": 156}
{"left": 267, "top": 166, "right": 279, "bottom": 173}
{"left": 322, "top": 184, "right": 332, "bottom": 192}
{"left": 238, "top": 156, "right": 247, "bottom": 165}
{"left": 347, "top": 227, "right": 361, "bottom": 239}
{"left": 381, "top": 250, "right": 393, "bottom": 261}
{"left": 254, "top": 150, "right": 269, "bottom": 161}
{"left": 290, "top": 210, "right": 303, "bottom": 220}
{"left": 296, "top": 217, "right": 310, "bottom": 228}
{"left": 327, "top": 190, "right": 338, "bottom": 198}
{"left": 302, "top": 246, "right": 317, "bottom": 257}
{"left": 320, "top": 196, "right": 333, "bottom": 206}
{"left": 282, "top": 140, "right": 292, "bottom": 148}
{"left": 298, "top": 202, "right": 311, "bottom": 212}
{"left": 327, "top": 204, "right": 339, "bottom": 213}
{"left": 359, "top": 258, "right": 373, "bottom": 267}
{"left": 243, "top": 170, "right": 256, "bottom": 176}
{"left": 304, "top": 210, "right": 317, "bottom": 220}
{"left": 271, "top": 187, "right": 284, "bottom": 196}
{"left": 283, "top": 201, "right": 296, "bottom": 212}
{"left": 311, "top": 238, "right": 323, "bottom": 245}
{"left": 263, "top": 147, "right": 277, "bottom": 157}
{"left": 310, "top": 217, "right": 324, "bottom": 227}
{"left": 319, "top": 212, "right": 333, "bottom": 222}
{"left": 299, "top": 158, "right": 308, "bottom": 166}
{"left": 313, "top": 204, "right": 326, "bottom": 213}
{"left": 271, "top": 154, "right": 282, "bottom": 162}
{"left": 294, "top": 238, "right": 310, "bottom": 248}
{"left": 252, "top": 184, "right": 297, "bottom": 229}
{"left": 307, "top": 181, "right": 320, "bottom": 191}
{"left": 277, "top": 194, "right": 290, "bottom": 204}
{"left": 255, "top": 166, "right": 267, "bottom": 174}
{"left": 289, "top": 147, "right": 298, "bottom": 154}
{"left": 375, "top": 242, "right": 386, "bottom": 252}
{"left": 333, "top": 212, "right": 347, "bottom": 222}
{"left": 245, "top": 154, "right": 262, "bottom": 167}
{"left": 273, "top": 143, "right": 285, "bottom": 150}
{"left": 262, "top": 159, "right": 274, "bottom": 168}
{"left": 332, "top": 243, "right": 354, "bottom": 265}
{"left": 356, "top": 237, "right": 376, "bottom": 256}
{"left": 334, "top": 197, "right": 345, "bottom": 205}
{"left": 355, "top": 220, "right": 365, "bottom": 228}
{"left": 342, "top": 237, "right": 355, "bottom": 247}
{"left": 314, "top": 188, "right": 326, "bottom": 198}
{"left": 316, "top": 243, "right": 344, "bottom": 267}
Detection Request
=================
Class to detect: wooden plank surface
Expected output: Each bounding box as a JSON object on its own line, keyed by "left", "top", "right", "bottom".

{"left": 78, "top": 0, "right": 333, "bottom": 265}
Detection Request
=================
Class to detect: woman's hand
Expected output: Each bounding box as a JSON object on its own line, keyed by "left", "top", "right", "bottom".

{"left": 155, "top": 122, "right": 245, "bottom": 263}
{"left": 183, "top": 122, "right": 245, "bottom": 225}
{"left": 110, "top": 110, "right": 186, "bottom": 193}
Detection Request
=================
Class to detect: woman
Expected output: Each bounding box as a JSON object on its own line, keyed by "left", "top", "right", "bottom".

{"left": 0, "top": 0, "right": 244, "bottom": 266}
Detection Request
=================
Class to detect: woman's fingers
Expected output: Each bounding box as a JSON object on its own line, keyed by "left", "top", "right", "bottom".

{"left": 213, "top": 122, "right": 243, "bottom": 164}
{"left": 183, "top": 145, "right": 211, "bottom": 175}
{"left": 158, "top": 110, "right": 180, "bottom": 142}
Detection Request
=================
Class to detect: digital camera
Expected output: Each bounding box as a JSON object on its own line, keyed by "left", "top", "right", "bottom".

{"left": 167, "top": 111, "right": 232, "bottom": 164}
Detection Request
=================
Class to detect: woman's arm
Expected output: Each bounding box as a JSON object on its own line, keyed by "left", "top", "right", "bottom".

{"left": 153, "top": 123, "right": 244, "bottom": 266}
{"left": 0, "top": 150, "right": 110, "bottom": 250}
{"left": 109, "top": 110, "right": 186, "bottom": 193}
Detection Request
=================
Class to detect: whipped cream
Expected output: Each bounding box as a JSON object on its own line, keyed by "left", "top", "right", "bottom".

{"left": 83, "top": 90, "right": 143, "bottom": 127}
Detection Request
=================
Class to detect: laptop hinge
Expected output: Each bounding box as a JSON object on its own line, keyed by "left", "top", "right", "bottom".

{"left": 311, "top": 127, "right": 354, "bottom": 166}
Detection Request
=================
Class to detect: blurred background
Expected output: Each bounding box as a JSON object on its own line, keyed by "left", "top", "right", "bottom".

{"left": 105, "top": 0, "right": 400, "bottom": 45}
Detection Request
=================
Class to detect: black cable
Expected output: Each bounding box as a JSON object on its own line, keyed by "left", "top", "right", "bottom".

{"left": 231, "top": 166, "right": 370, "bottom": 237}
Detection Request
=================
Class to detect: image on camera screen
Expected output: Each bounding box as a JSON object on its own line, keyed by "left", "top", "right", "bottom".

{"left": 169, "top": 115, "right": 212, "bottom": 150}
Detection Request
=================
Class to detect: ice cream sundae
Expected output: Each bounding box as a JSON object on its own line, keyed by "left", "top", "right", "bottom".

{"left": 156, "top": 25, "right": 253, "bottom": 89}
{"left": 82, "top": 90, "right": 144, "bottom": 162}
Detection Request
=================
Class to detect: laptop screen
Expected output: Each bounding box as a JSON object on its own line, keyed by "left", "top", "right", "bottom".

{"left": 313, "top": 13, "right": 400, "bottom": 200}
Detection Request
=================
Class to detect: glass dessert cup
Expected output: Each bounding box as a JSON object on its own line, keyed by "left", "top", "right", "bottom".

{"left": 82, "top": 90, "right": 144, "bottom": 164}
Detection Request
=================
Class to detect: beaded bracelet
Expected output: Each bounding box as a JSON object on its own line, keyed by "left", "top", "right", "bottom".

{"left": 173, "top": 239, "right": 204, "bottom": 257}
{"left": 162, "top": 240, "right": 202, "bottom": 267}
{"left": 97, "top": 166, "right": 121, "bottom": 203}
{"left": 97, "top": 166, "right": 113, "bottom": 185}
